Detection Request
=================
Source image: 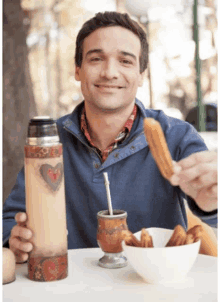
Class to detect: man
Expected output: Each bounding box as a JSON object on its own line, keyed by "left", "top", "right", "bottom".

{"left": 3, "top": 12, "right": 217, "bottom": 263}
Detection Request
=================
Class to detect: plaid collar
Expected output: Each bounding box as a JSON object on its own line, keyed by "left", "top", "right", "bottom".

{"left": 81, "top": 104, "right": 137, "bottom": 162}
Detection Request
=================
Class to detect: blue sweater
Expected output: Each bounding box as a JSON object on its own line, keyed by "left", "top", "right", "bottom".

{"left": 3, "top": 99, "right": 217, "bottom": 249}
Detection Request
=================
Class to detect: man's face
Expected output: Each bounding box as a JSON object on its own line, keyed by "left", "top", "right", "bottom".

{"left": 75, "top": 26, "right": 144, "bottom": 113}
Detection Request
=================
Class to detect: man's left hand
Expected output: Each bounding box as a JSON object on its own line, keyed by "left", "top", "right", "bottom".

{"left": 169, "top": 151, "right": 217, "bottom": 212}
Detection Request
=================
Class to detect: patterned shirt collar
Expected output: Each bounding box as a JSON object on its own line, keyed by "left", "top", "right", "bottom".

{"left": 81, "top": 104, "right": 137, "bottom": 162}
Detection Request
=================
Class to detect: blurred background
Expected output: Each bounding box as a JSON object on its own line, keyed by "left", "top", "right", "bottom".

{"left": 3, "top": 0, "right": 218, "bottom": 203}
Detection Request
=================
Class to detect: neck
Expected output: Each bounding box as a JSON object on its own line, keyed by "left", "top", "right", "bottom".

{"left": 84, "top": 102, "right": 135, "bottom": 151}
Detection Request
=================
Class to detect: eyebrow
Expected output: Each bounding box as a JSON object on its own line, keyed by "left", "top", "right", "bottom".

{"left": 85, "top": 49, "right": 137, "bottom": 61}
{"left": 120, "top": 51, "right": 137, "bottom": 61}
{"left": 85, "top": 49, "right": 103, "bottom": 58}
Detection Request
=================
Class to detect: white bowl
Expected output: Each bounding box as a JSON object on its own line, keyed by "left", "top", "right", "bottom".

{"left": 122, "top": 227, "right": 201, "bottom": 284}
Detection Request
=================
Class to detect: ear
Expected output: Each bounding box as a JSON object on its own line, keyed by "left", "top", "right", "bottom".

{"left": 138, "top": 72, "right": 145, "bottom": 87}
{"left": 75, "top": 66, "right": 81, "bottom": 81}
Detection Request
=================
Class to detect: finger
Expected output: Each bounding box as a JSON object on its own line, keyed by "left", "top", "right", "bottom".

{"left": 177, "top": 162, "right": 217, "bottom": 183}
{"left": 170, "top": 163, "right": 216, "bottom": 187}
{"left": 9, "top": 237, "right": 33, "bottom": 253}
{"left": 172, "top": 161, "right": 182, "bottom": 174}
{"left": 177, "top": 151, "right": 216, "bottom": 170}
{"left": 11, "top": 225, "right": 32, "bottom": 240}
{"left": 15, "top": 212, "right": 27, "bottom": 226}
{"left": 13, "top": 250, "right": 29, "bottom": 264}
{"left": 169, "top": 165, "right": 182, "bottom": 185}
{"left": 169, "top": 162, "right": 184, "bottom": 185}
{"left": 188, "top": 170, "right": 217, "bottom": 190}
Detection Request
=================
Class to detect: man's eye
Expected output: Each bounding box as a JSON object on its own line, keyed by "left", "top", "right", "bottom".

{"left": 121, "top": 59, "right": 132, "bottom": 65}
{"left": 90, "top": 57, "right": 102, "bottom": 62}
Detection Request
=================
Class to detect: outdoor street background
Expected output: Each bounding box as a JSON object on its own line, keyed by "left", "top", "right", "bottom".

{"left": 3, "top": 0, "right": 218, "bottom": 204}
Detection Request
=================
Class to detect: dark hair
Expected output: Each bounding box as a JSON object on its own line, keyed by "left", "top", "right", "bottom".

{"left": 75, "top": 11, "right": 148, "bottom": 73}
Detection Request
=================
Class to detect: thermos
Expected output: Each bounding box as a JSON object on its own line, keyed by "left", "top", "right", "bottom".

{"left": 24, "top": 116, "right": 68, "bottom": 282}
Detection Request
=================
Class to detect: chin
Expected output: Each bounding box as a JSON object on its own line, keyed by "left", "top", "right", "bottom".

{"left": 98, "top": 100, "right": 134, "bottom": 111}
{"left": 85, "top": 95, "right": 135, "bottom": 112}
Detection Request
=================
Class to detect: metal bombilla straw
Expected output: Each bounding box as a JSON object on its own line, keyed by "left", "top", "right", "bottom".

{"left": 103, "top": 172, "right": 113, "bottom": 216}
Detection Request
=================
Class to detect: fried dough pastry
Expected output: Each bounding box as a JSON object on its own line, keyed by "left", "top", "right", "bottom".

{"left": 122, "top": 230, "right": 142, "bottom": 247}
{"left": 122, "top": 229, "right": 153, "bottom": 248}
{"left": 165, "top": 225, "right": 187, "bottom": 247}
{"left": 166, "top": 224, "right": 204, "bottom": 247}
{"left": 122, "top": 224, "right": 207, "bottom": 249}
{"left": 143, "top": 118, "right": 174, "bottom": 179}
{"left": 184, "top": 234, "right": 194, "bottom": 245}
{"left": 186, "top": 225, "right": 203, "bottom": 243}
{"left": 140, "top": 228, "right": 153, "bottom": 247}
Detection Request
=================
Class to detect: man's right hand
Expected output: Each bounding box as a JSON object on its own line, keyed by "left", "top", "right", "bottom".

{"left": 9, "top": 212, "right": 33, "bottom": 263}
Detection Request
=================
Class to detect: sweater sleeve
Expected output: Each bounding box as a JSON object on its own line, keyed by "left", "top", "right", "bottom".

{"left": 186, "top": 196, "right": 217, "bottom": 227}
{"left": 167, "top": 119, "right": 217, "bottom": 227}
{"left": 2, "top": 167, "right": 26, "bottom": 247}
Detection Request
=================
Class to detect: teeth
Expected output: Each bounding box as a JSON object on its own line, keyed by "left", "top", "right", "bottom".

{"left": 95, "top": 85, "right": 123, "bottom": 89}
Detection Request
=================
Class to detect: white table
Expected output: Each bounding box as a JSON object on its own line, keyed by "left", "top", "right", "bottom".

{"left": 3, "top": 248, "right": 217, "bottom": 302}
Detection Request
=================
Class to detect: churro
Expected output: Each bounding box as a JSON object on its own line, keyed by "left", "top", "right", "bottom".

{"left": 184, "top": 233, "right": 194, "bottom": 245}
{"left": 122, "top": 230, "right": 142, "bottom": 247}
{"left": 143, "top": 118, "right": 174, "bottom": 179}
{"left": 123, "top": 225, "right": 203, "bottom": 249}
{"left": 186, "top": 225, "right": 203, "bottom": 241}
{"left": 141, "top": 228, "right": 153, "bottom": 247}
{"left": 165, "top": 225, "right": 187, "bottom": 247}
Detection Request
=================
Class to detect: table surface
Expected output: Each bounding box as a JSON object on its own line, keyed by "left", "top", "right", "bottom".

{"left": 3, "top": 248, "right": 217, "bottom": 302}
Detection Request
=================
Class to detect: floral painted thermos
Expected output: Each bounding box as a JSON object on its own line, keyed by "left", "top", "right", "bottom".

{"left": 24, "top": 116, "right": 68, "bottom": 282}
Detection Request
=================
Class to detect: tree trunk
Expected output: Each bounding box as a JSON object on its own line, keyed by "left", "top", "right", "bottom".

{"left": 3, "top": 0, "right": 37, "bottom": 203}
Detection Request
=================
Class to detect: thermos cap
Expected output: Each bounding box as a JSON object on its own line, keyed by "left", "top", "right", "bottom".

{"left": 26, "top": 116, "right": 60, "bottom": 146}
{"left": 28, "top": 116, "right": 58, "bottom": 138}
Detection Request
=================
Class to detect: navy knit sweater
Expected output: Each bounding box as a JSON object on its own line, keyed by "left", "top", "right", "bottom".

{"left": 3, "top": 99, "right": 217, "bottom": 249}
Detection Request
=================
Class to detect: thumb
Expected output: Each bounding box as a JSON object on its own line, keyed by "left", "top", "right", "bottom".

{"left": 172, "top": 160, "right": 182, "bottom": 174}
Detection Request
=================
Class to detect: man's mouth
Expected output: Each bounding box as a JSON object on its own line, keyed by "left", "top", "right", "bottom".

{"left": 95, "top": 85, "right": 124, "bottom": 89}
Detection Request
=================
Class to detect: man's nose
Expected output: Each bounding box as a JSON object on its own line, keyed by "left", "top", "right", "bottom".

{"left": 100, "top": 60, "right": 119, "bottom": 79}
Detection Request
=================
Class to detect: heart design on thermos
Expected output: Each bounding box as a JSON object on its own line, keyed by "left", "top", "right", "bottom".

{"left": 39, "top": 163, "right": 63, "bottom": 191}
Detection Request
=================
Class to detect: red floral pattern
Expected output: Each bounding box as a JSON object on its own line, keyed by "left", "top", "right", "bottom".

{"left": 81, "top": 105, "right": 137, "bottom": 162}
{"left": 24, "top": 145, "right": 63, "bottom": 158}
{"left": 28, "top": 254, "right": 68, "bottom": 282}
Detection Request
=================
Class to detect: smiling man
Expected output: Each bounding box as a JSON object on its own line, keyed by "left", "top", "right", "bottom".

{"left": 3, "top": 11, "right": 217, "bottom": 263}
{"left": 75, "top": 25, "right": 144, "bottom": 151}
{"left": 76, "top": 26, "right": 143, "bottom": 111}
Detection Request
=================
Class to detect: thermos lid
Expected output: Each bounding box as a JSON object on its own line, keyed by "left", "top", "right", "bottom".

{"left": 28, "top": 116, "right": 58, "bottom": 138}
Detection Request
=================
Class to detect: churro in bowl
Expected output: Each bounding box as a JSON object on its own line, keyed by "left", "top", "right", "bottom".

{"left": 122, "top": 226, "right": 201, "bottom": 284}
